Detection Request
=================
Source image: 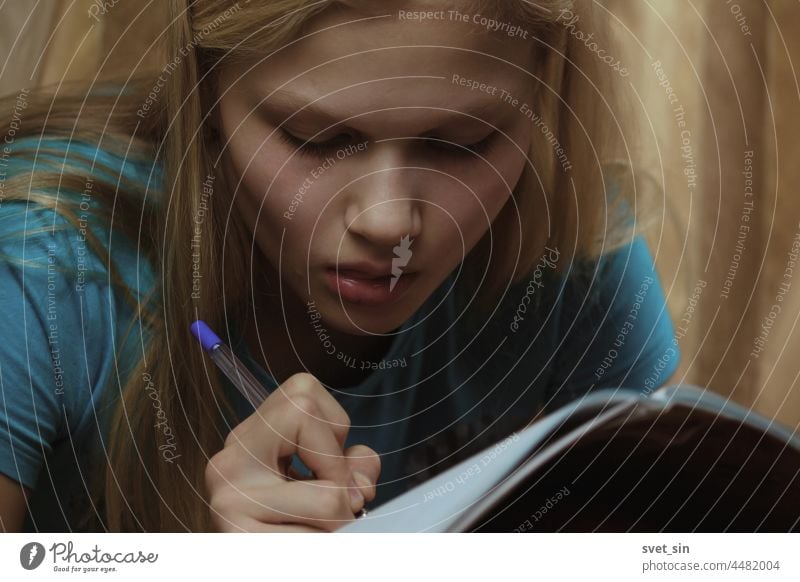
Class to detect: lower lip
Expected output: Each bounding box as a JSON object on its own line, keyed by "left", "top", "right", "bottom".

{"left": 324, "top": 268, "right": 417, "bottom": 306}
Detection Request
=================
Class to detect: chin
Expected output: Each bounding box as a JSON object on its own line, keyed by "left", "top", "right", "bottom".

{"left": 302, "top": 283, "right": 421, "bottom": 333}
{"left": 315, "top": 299, "right": 419, "bottom": 335}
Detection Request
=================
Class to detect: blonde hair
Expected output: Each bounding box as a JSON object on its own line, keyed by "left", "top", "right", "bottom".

{"left": 0, "top": 0, "right": 643, "bottom": 531}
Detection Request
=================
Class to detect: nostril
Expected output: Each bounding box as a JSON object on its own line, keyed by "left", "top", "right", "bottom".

{"left": 345, "top": 201, "right": 422, "bottom": 247}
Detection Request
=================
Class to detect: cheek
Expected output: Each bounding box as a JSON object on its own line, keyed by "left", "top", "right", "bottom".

{"left": 432, "top": 176, "right": 506, "bottom": 241}
{"left": 433, "top": 144, "right": 528, "bottom": 245}
{"left": 227, "top": 138, "right": 318, "bottom": 244}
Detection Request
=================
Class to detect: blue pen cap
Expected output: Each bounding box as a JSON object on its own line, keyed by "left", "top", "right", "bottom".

{"left": 190, "top": 320, "right": 223, "bottom": 352}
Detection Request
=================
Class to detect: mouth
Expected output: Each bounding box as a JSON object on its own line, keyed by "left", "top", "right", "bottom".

{"left": 323, "top": 264, "right": 418, "bottom": 306}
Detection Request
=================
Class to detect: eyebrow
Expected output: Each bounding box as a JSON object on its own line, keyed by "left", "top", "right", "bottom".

{"left": 256, "top": 88, "right": 508, "bottom": 130}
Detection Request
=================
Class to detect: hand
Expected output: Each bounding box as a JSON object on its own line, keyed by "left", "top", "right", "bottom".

{"left": 205, "top": 372, "right": 381, "bottom": 532}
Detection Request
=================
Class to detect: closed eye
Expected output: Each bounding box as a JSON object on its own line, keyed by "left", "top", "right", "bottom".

{"left": 277, "top": 128, "right": 497, "bottom": 160}
{"left": 277, "top": 129, "right": 359, "bottom": 157}
{"left": 422, "top": 133, "right": 496, "bottom": 158}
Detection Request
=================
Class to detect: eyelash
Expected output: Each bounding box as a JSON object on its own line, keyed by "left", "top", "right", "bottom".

{"left": 277, "top": 129, "right": 496, "bottom": 160}
{"left": 277, "top": 130, "right": 354, "bottom": 158}
{"left": 424, "top": 135, "right": 495, "bottom": 158}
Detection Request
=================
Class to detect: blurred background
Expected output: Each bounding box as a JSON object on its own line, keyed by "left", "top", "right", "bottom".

{"left": 1, "top": 0, "right": 799, "bottom": 431}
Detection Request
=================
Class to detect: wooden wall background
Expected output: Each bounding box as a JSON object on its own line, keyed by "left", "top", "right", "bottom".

{"left": 602, "top": 0, "right": 800, "bottom": 432}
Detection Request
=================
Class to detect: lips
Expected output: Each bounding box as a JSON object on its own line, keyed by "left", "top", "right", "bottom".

{"left": 334, "top": 262, "right": 396, "bottom": 278}
{"left": 323, "top": 264, "right": 417, "bottom": 306}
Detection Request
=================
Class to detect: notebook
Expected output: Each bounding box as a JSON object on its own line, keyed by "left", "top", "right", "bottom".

{"left": 338, "top": 385, "right": 800, "bottom": 532}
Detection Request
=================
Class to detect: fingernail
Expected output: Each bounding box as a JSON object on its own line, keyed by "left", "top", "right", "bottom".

{"left": 352, "top": 470, "right": 372, "bottom": 489}
{"left": 348, "top": 477, "right": 364, "bottom": 506}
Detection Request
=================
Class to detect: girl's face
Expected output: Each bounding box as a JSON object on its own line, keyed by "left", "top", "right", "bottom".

{"left": 216, "top": 6, "right": 536, "bottom": 335}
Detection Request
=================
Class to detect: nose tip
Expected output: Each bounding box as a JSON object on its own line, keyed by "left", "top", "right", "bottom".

{"left": 345, "top": 199, "right": 422, "bottom": 248}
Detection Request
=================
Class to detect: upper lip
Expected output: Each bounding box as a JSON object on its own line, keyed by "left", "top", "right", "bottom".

{"left": 329, "top": 261, "right": 415, "bottom": 279}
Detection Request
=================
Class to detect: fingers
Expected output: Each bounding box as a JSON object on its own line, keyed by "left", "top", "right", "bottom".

{"left": 344, "top": 444, "right": 381, "bottom": 503}
{"left": 280, "top": 416, "right": 358, "bottom": 507}
{"left": 226, "top": 374, "right": 350, "bottom": 472}
{"left": 285, "top": 445, "right": 381, "bottom": 505}
{"left": 219, "top": 373, "right": 353, "bottom": 481}
{"left": 287, "top": 445, "right": 381, "bottom": 505}
{"left": 274, "top": 373, "right": 351, "bottom": 449}
{"left": 206, "top": 372, "right": 383, "bottom": 532}
{"left": 209, "top": 479, "right": 357, "bottom": 533}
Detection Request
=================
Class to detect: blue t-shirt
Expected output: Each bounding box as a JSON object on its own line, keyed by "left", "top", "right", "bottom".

{"left": 0, "top": 139, "right": 679, "bottom": 531}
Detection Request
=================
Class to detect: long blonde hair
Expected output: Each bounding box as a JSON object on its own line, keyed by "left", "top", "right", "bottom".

{"left": 0, "top": 0, "right": 643, "bottom": 531}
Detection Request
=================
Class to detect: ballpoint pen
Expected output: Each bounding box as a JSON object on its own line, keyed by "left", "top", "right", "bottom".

{"left": 189, "top": 319, "right": 368, "bottom": 519}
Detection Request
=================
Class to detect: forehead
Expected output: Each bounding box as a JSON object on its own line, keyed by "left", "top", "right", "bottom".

{"left": 220, "top": 5, "right": 536, "bottom": 118}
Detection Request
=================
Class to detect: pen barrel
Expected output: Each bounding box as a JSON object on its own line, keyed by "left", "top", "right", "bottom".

{"left": 209, "top": 344, "right": 271, "bottom": 407}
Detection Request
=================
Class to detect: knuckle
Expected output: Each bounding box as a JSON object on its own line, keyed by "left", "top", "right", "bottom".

{"left": 333, "top": 406, "right": 351, "bottom": 431}
{"left": 205, "top": 449, "right": 239, "bottom": 490}
{"left": 287, "top": 393, "right": 321, "bottom": 418}
{"left": 223, "top": 425, "right": 244, "bottom": 449}
{"left": 283, "top": 372, "right": 321, "bottom": 396}
{"left": 280, "top": 373, "right": 351, "bottom": 429}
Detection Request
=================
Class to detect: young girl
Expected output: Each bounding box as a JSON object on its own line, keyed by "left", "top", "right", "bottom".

{"left": 0, "top": 0, "right": 678, "bottom": 532}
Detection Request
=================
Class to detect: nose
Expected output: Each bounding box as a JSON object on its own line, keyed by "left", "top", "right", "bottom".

{"left": 344, "top": 164, "right": 422, "bottom": 248}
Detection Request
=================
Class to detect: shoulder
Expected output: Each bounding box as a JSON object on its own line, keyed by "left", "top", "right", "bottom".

{"left": 0, "top": 199, "right": 155, "bottom": 300}
{"left": 0, "top": 162, "right": 156, "bottom": 489}
{"left": 548, "top": 236, "right": 679, "bottom": 401}
{"left": 564, "top": 236, "right": 662, "bottom": 317}
{"left": 4, "top": 135, "right": 160, "bottom": 188}
{"left": 1, "top": 133, "right": 159, "bottom": 290}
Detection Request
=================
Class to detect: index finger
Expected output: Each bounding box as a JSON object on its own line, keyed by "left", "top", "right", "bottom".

{"left": 230, "top": 393, "right": 354, "bottom": 489}
{"left": 232, "top": 373, "right": 350, "bottom": 450}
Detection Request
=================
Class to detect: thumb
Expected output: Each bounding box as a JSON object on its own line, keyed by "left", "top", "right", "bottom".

{"left": 344, "top": 444, "right": 381, "bottom": 503}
